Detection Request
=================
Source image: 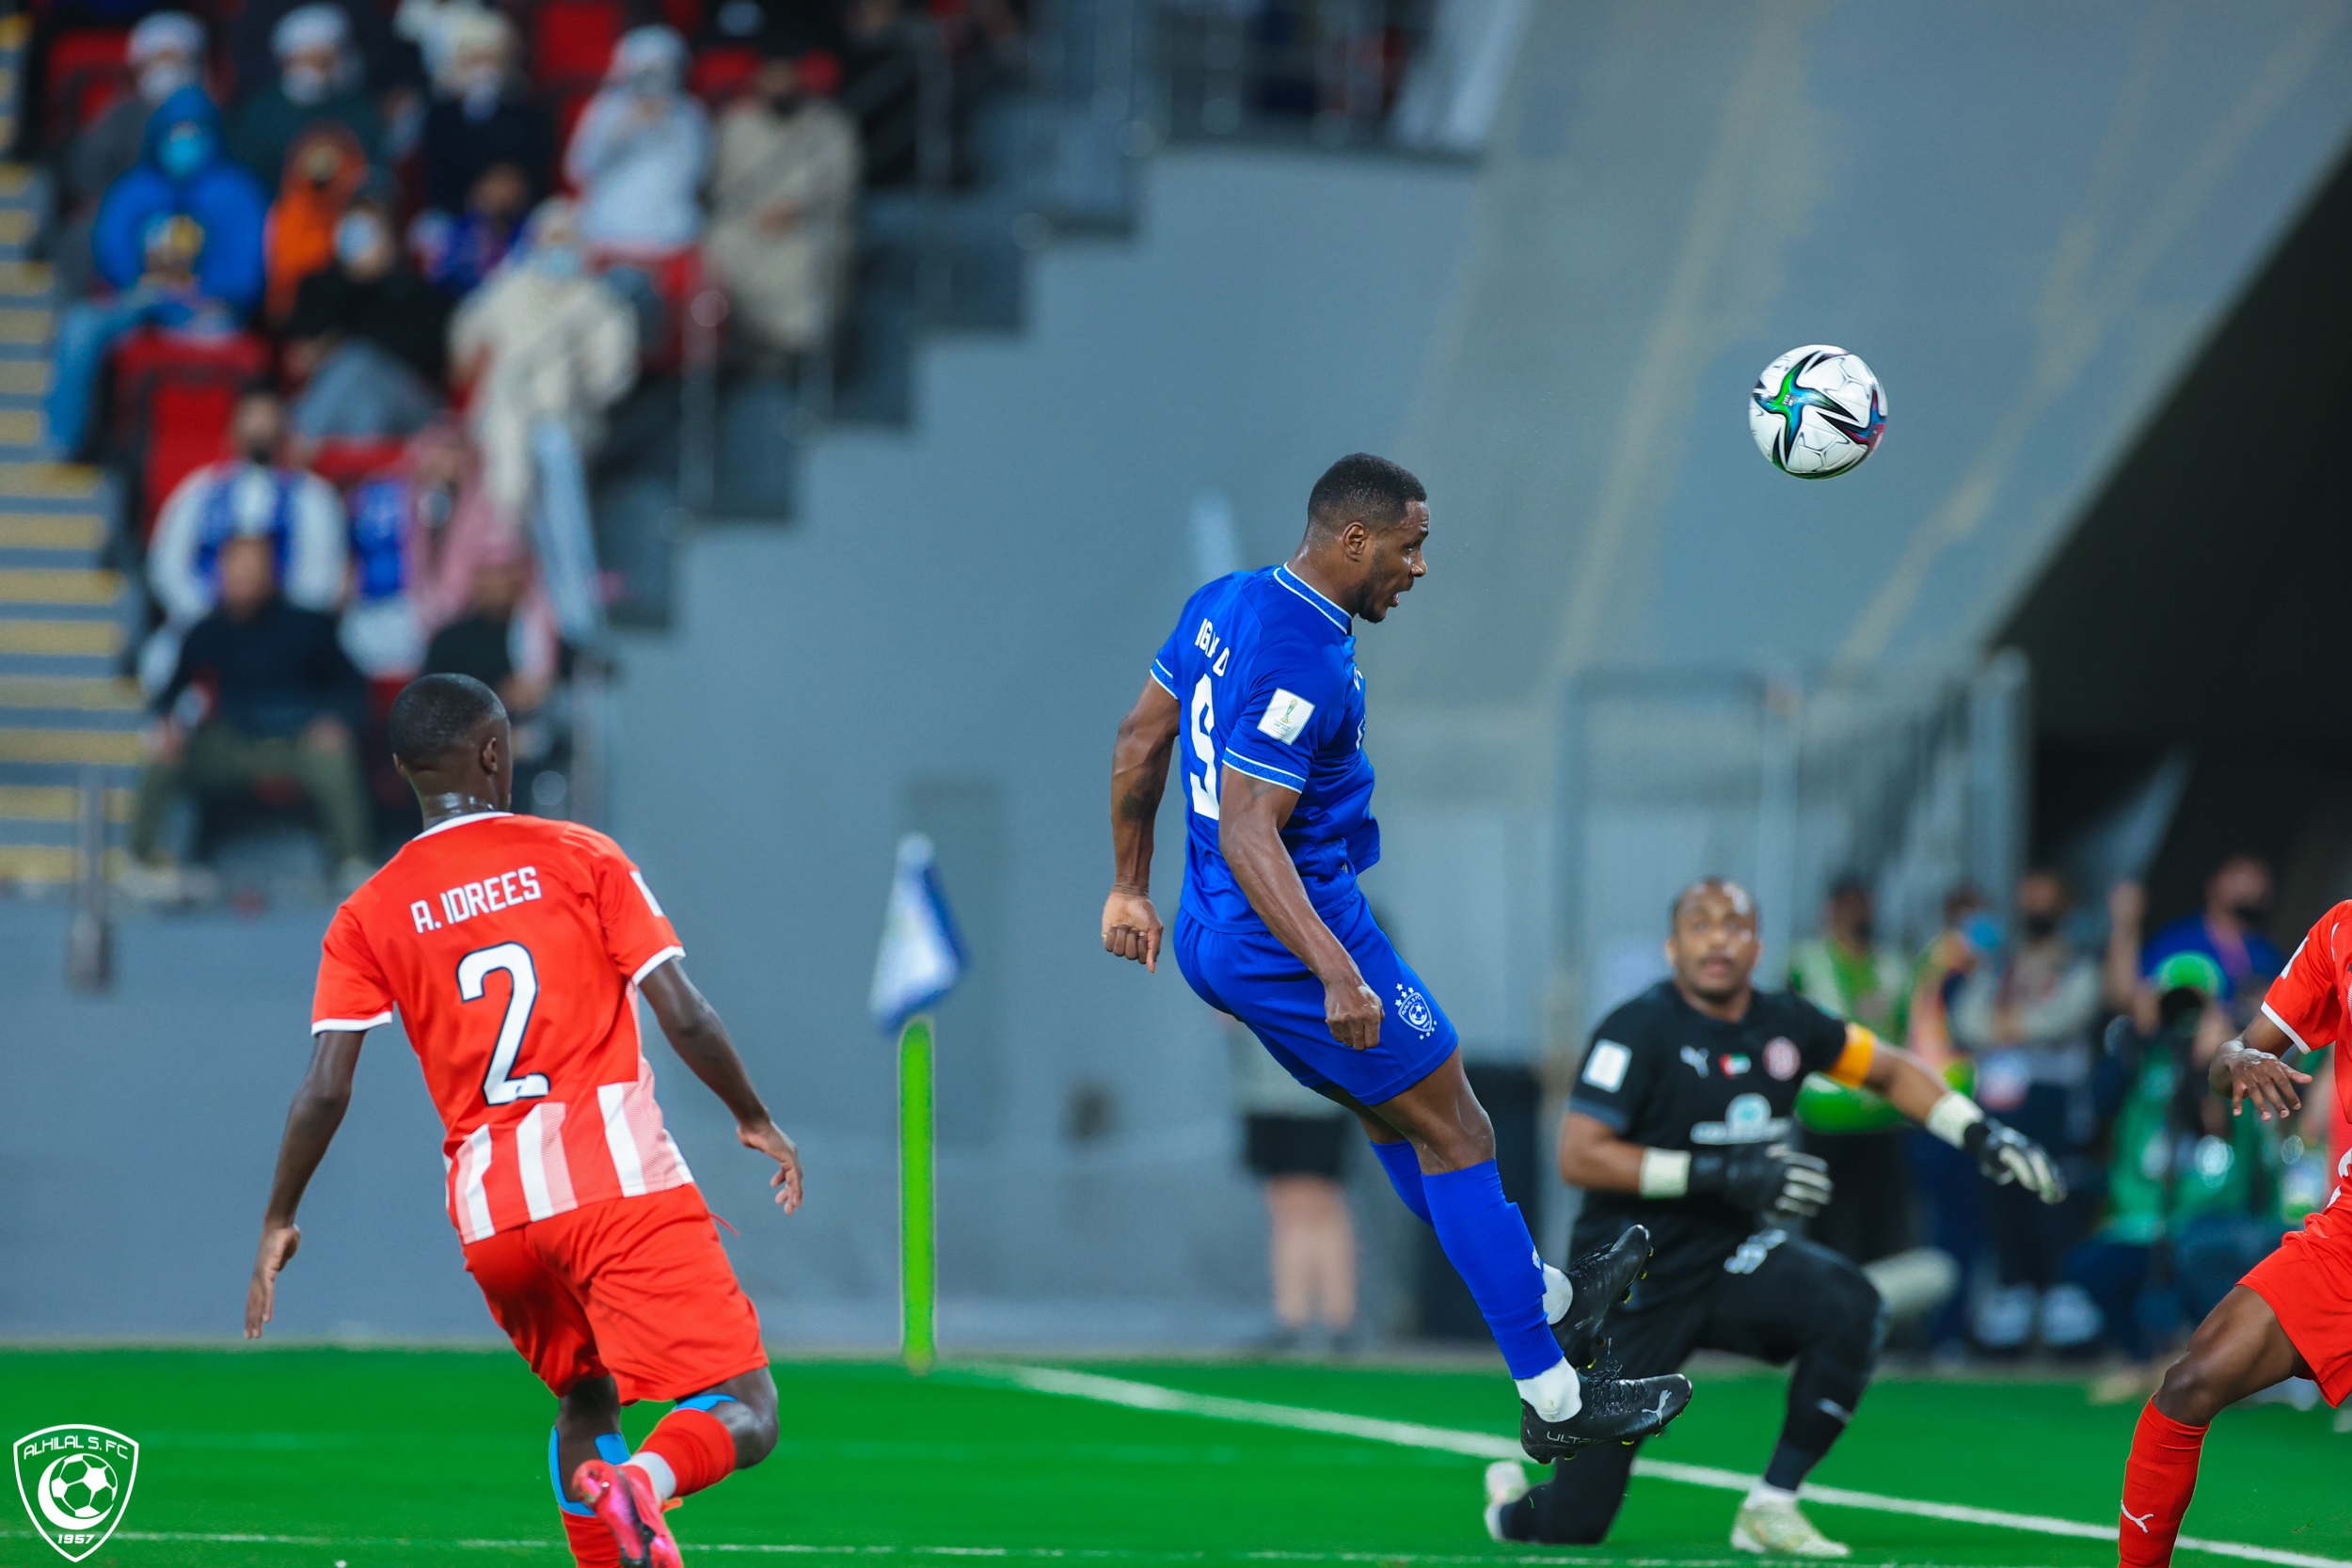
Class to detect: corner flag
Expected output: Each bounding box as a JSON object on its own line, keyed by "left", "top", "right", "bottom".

{"left": 868, "top": 833, "right": 966, "bottom": 1035}
{"left": 871, "top": 832, "right": 963, "bottom": 1372}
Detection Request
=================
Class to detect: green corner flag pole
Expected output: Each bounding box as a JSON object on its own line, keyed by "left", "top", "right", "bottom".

{"left": 899, "top": 1014, "right": 936, "bottom": 1372}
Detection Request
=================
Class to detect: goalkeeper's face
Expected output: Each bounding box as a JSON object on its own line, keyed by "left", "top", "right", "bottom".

{"left": 1666, "top": 882, "right": 1761, "bottom": 1006}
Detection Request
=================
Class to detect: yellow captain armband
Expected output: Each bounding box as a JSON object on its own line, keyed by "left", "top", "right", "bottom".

{"left": 1825, "top": 1023, "right": 1878, "bottom": 1088}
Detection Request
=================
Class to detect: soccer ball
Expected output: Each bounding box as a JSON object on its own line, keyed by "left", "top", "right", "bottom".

{"left": 48, "top": 1454, "right": 114, "bottom": 1523}
{"left": 1748, "top": 344, "right": 1884, "bottom": 478}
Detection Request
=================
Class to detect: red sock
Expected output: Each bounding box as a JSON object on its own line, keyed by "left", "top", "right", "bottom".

{"left": 562, "top": 1508, "right": 623, "bottom": 1567}
{"left": 2120, "top": 1402, "right": 2207, "bottom": 1566}
{"left": 628, "top": 1406, "right": 738, "bottom": 1501}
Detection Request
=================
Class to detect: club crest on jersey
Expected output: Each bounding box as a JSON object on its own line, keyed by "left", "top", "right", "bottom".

{"left": 1394, "top": 984, "right": 1438, "bottom": 1038}
{"left": 1764, "top": 1037, "right": 1801, "bottom": 1081}
{"left": 14, "top": 1426, "right": 136, "bottom": 1561}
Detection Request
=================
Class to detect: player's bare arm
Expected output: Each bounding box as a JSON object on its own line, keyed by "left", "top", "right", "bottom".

{"left": 1103, "top": 677, "right": 1180, "bottom": 971}
{"left": 245, "top": 1029, "right": 365, "bottom": 1338}
{"left": 1216, "top": 764, "right": 1382, "bottom": 1051}
{"left": 640, "top": 958, "right": 803, "bottom": 1212}
{"left": 2210, "top": 1011, "right": 2311, "bottom": 1121}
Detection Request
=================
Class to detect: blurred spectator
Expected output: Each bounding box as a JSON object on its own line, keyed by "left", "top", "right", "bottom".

{"left": 2106, "top": 856, "right": 2286, "bottom": 1033}
{"left": 409, "top": 161, "right": 529, "bottom": 297}
{"left": 262, "top": 124, "right": 370, "bottom": 323}
{"left": 47, "top": 87, "right": 269, "bottom": 460}
{"left": 2072, "top": 953, "right": 2289, "bottom": 1394}
{"left": 230, "top": 5, "right": 386, "bottom": 190}
{"left": 1223, "top": 1015, "right": 1357, "bottom": 1352}
{"left": 144, "top": 390, "right": 349, "bottom": 685}
{"left": 129, "top": 533, "right": 373, "bottom": 897}
{"left": 1904, "top": 884, "right": 1995, "bottom": 1356}
{"left": 839, "top": 0, "right": 918, "bottom": 185}
{"left": 284, "top": 191, "right": 454, "bottom": 440}
{"left": 392, "top": 0, "right": 491, "bottom": 86}
{"left": 1948, "top": 869, "right": 2102, "bottom": 1354}
{"left": 419, "top": 11, "right": 555, "bottom": 215}
{"left": 1788, "top": 873, "right": 1914, "bottom": 1264}
{"left": 422, "top": 537, "right": 561, "bottom": 718}
{"left": 564, "top": 27, "right": 708, "bottom": 255}
{"left": 707, "top": 47, "right": 858, "bottom": 363}
{"left": 342, "top": 423, "right": 533, "bottom": 679}
{"left": 56, "top": 12, "right": 207, "bottom": 299}
{"left": 450, "top": 200, "right": 638, "bottom": 517}
{"left": 229, "top": 0, "right": 421, "bottom": 103}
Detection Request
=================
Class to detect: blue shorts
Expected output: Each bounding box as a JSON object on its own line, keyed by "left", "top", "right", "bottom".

{"left": 1175, "top": 899, "right": 1458, "bottom": 1106}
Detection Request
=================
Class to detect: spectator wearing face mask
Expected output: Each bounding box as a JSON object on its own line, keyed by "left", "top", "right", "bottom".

{"left": 408, "top": 160, "right": 529, "bottom": 298}
{"left": 419, "top": 11, "right": 555, "bottom": 216}
{"left": 285, "top": 192, "right": 454, "bottom": 441}
{"left": 449, "top": 199, "right": 638, "bottom": 518}
{"left": 1948, "top": 869, "right": 2103, "bottom": 1354}
{"left": 2106, "top": 856, "right": 2287, "bottom": 1035}
{"left": 58, "top": 12, "right": 208, "bottom": 299}
{"left": 707, "top": 46, "right": 858, "bottom": 363}
{"left": 230, "top": 4, "right": 385, "bottom": 191}
{"left": 144, "top": 390, "right": 351, "bottom": 689}
{"left": 262, "top": 122, "right": 370, "bottom": 324}
{"left": 228, "top": 0, "right": 421, "bottom": 105}
{"left": 341, "top": 423, "right": 503, "bottom": 680}
{"left": 47, "top": 87, "right": 270, "bottom": 461}
{"left": 564, "top": 27, "right": 708, "bottom": 256}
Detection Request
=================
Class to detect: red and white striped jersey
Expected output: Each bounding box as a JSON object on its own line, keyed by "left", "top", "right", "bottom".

{"left": 310, "top": 811, "right": 695, "bottom": 1242}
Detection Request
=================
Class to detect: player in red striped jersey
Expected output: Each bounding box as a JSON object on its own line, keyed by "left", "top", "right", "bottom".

{"left": 245, "top": 673, "right": 803, "bottom": 1568}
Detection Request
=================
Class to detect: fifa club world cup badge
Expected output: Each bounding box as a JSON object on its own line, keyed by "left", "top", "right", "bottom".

{"left": 13, "top": 1425, "right": 137, "bottom": 1561}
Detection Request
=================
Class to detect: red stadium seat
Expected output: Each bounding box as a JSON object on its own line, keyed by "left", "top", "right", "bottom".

{"left": 44, "top": 28, "right": 132, "bottom": 144}
{"left": 532, "top": 0, "right": 622, "bottom": 91}
{"left": 109, "top": 329, "right": 273, "bottom": 538}
{"left": 688, "top": 43, "right": 759, "bottom": 105}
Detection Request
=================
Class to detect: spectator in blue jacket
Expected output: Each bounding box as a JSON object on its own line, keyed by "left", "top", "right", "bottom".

{"left": 47, "top": 87, "right": 271, "bottom": 458}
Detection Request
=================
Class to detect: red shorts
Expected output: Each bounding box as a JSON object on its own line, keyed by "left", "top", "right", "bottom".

{"left": 462, "top": 1184, "right": 767, "bottom": 1403}
{"left": 2242, "top": 1204, "right": 2352, "bottom": 1407}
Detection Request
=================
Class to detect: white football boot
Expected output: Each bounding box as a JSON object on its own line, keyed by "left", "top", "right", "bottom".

{"left": 1731, "top": 1492, "right": 1850, "bottom": 1558}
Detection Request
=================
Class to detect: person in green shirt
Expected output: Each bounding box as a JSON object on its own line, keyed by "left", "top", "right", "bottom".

{"left": 2069, "top": 952, "right": 2295, "bottom": 1384}
{"left": 1788, "top": 874, "right": 1915, "bottom": 1262}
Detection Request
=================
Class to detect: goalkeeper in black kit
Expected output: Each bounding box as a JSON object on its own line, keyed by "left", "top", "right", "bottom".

{"left": 1486, "top": 878, "right": 2066, "bottom": 1558}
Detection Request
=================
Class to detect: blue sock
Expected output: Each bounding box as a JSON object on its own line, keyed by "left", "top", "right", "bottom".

{"left": 1422, "top": 1161, "right": 1561, "bottom": 1379}
{"left": 550, "top": 1429, "right": 630, "bottom": 1514}
{"left": 1370, "top": 1139, "right": 1432, "bottom": 1226}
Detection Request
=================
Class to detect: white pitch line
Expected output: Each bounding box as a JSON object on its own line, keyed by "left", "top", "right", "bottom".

{"left": 978, "top": 1365, "right": 2352, "bottom": 1568}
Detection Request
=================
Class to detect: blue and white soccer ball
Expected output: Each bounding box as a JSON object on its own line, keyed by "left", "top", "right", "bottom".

{"left": 47, "top": 1454, "right": 115, "bottom": 1524}
{"left": 1748, "top": 344, "right": 1884, "bottom": 478}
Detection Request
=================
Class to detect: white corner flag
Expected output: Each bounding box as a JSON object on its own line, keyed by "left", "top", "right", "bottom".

{"left": 869, "top": 833, "right": 967, "bottom": 1036}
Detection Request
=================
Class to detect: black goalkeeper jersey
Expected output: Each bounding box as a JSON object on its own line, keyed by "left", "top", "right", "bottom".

{"left": 1566, "top": 980, "right": 1860, "bottom": 1307}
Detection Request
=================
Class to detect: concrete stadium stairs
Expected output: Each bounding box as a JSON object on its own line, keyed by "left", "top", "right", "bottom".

{"left": 0, "top": 185, "right": 139, "bottom": 889}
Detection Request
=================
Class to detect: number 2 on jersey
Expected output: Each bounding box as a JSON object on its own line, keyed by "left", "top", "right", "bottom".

{"left": 459, "top": 942, "right": 549, "bottom": 1104}
{"left": 1187, "top": 674, "right": 1219, "bottom": 820}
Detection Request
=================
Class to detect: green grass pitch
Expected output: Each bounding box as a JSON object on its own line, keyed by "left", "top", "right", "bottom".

{"left": 0, "top": 1349, "right": 2346, "bottom": 1566}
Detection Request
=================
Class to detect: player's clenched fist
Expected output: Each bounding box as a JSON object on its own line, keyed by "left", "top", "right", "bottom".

{"left": 1324, "top": 975, "right": 1384, "bottom": 1052}
{"left": 1101, "top": 888, "right": 1163, "bottom": 972}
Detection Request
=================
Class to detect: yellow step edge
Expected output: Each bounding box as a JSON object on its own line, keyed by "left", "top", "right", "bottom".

{"left": 0, "top": 620, "right": 122, "bottom": 656}
{"left": 0, "top": 464, "right": 97, "bottom": 499}
{"left": 0, "top": 568, "right": 119, "bottom": 604}
{"left": 0, "top": 846, "right": 128, "bottom": 883}
{"left": 0, "top": 784, "right": 134, "bottom": 822}
{"left": 0, "top": 260, "right": 51, "bottom": 296}
{"left": 0, "top": 211, "right": 35, "bottom": 246}
{"left": 0, "top": 361, "right": 53, "bottom": 395}
{"left": 0, "top": 15, "right": 29, "bottom": 47}
{"left": 0, "top": 515, "right": 101, "bottom": 549}
{"left": 0, "top": 673, "right": 140, "bottom": 709}
{"left": 0, "top": 309, "right": 51, "bottom": 345}
{"left": 0, "top": 408, "right": 43, "bottom": 442}
{"left": 0, "top": 728, "right": 144, "bottom": 765}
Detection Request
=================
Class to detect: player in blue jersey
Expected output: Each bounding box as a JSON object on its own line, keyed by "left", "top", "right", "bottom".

{"left": 1102, "top": 454, "right": 1692, "bottom": 1461}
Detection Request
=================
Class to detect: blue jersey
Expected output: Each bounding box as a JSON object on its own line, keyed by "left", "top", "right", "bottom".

{"left": 1151, "top": 564, "right": 1378, "bottom": 933}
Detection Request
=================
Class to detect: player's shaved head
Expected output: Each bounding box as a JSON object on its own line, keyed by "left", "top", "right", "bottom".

{"left": 1306, "top": 453, "right": 1426, "bottom": 540}
{"left": 1669, "top": 877, "right": 1756, "bottom": 931}
{"left": 389, "top": 673, "right": 506, "bottom": 772}
{"left": 1665, "top": 878, "right": 1762, "bottom": 1012}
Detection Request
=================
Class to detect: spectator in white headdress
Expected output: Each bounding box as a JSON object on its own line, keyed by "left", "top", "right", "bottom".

{"left": 59, "top": 11, "right": 209, "bottom": 297}
{"left": 230, "top": 2, "right": 385, "bottom": 184}
{"left": 563, "top": 26, "right": 707, "bottom": 257}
